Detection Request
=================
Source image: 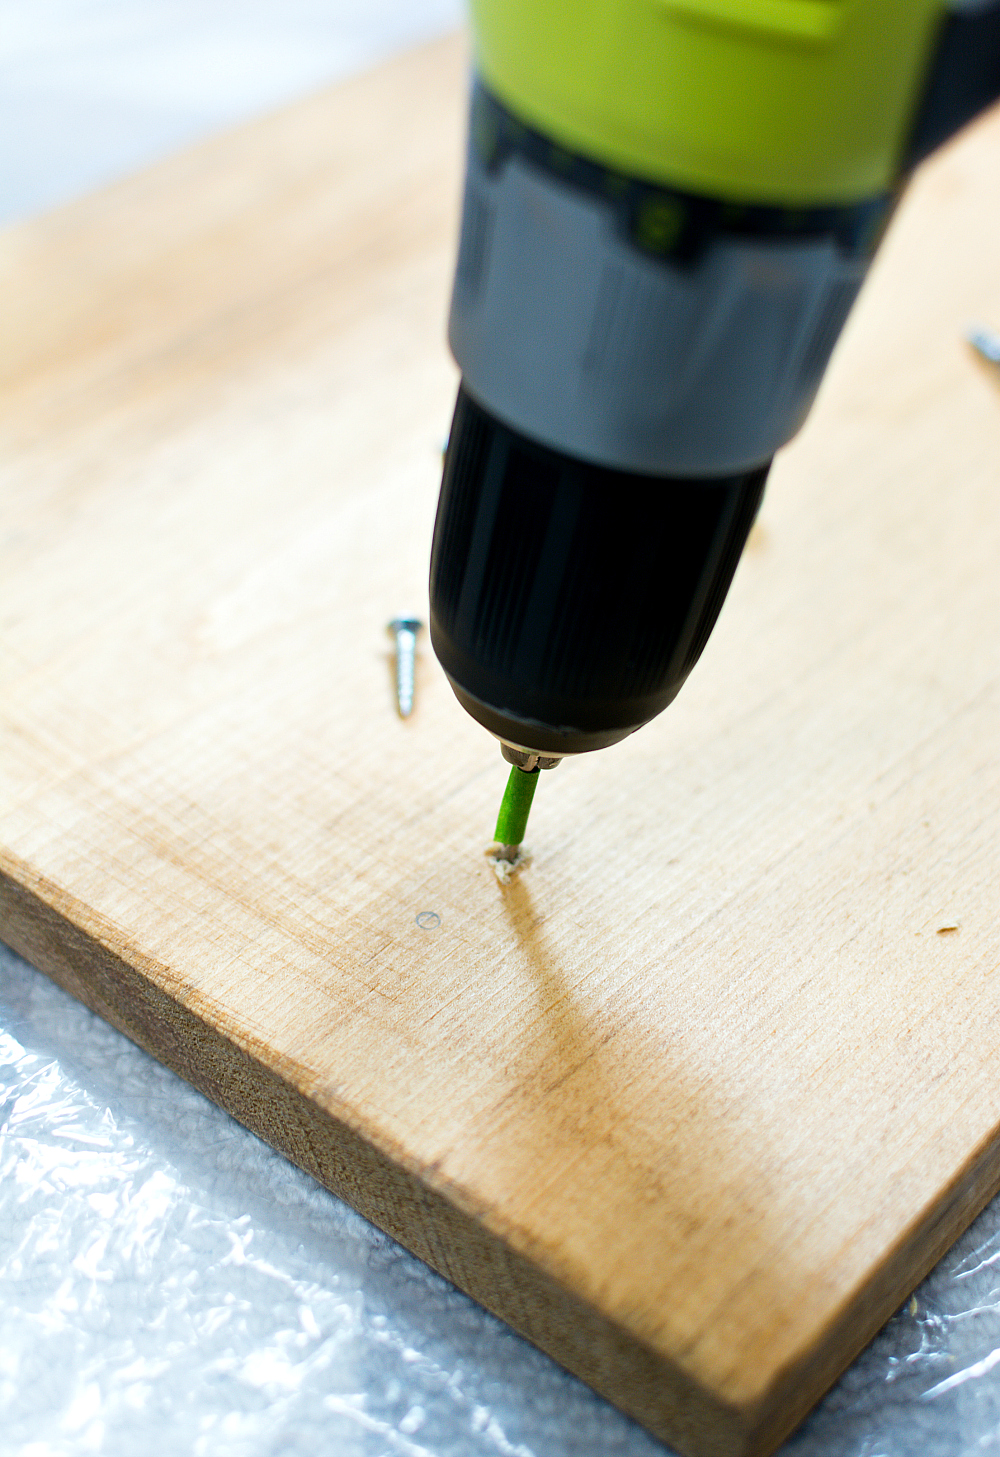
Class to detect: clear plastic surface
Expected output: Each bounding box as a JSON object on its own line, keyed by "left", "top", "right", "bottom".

{"left": 3, "top": 944, "right": 1000, "bottom": 1455}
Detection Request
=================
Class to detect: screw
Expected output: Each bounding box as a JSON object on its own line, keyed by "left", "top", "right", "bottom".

{"left": 387, "top": 618, "right": 423, "bottom": 718}
{"left": 967, "top": 324, "right": 1000, "bottom": 366}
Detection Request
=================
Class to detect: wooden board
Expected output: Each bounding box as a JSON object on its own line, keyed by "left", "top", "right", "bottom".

{"left": 2, "top": 33, "right": 1000, "bottom": 1456}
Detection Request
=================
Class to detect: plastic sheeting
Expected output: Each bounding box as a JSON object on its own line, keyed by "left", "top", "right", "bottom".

{"left": 3, "top": 944, "right": 1000, "bottom": 1455}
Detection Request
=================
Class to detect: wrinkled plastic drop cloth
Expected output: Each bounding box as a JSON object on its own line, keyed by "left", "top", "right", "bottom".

{"left": 3, "top": 942, "right": 1000, "bottom": 1457}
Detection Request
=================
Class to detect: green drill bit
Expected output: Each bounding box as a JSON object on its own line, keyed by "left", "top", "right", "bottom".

{"left": 493, "top": 764, "right": 539, "bottom": 858}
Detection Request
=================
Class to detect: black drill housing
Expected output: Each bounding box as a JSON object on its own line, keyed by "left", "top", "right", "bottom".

{"left": 429, "top": 388, "right": 768, "bottom": 756}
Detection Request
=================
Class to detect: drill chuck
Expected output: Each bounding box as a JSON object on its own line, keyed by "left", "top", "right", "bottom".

{"left": 430, "top": 388, "right": 766, "bottom": 757}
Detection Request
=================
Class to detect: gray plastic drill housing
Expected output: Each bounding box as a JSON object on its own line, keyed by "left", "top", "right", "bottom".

{"left": 448, "top": 125, "right": 869, "bottom": 479}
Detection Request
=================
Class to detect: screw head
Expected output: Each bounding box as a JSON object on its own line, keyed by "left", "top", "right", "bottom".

{"left": 388, "top": 617, "right": 423, "bottom": 637}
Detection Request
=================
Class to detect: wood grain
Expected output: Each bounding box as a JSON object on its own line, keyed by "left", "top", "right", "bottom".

{"left": 2, "top": 33, "right": 1000, "bottom": 1455}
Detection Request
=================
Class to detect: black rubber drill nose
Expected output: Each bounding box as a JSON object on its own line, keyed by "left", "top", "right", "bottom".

{"left": 429, "top": 386, "right": 769, "bottom": 756}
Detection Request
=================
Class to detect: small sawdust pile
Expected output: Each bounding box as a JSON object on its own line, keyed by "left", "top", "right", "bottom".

{"left": 486, "top": 843, "right": 532, "bottom": 884}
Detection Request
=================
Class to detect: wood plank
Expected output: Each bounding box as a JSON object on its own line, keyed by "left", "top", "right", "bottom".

{"left": 2, "top": 33, "right": 1000, "bottom": 1455}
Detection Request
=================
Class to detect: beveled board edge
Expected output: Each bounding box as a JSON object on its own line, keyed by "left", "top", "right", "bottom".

{"left": 749, "top": 1126, "right": 1000, "bottom": 1452}
{"left": 6, "top": 853, "right": 1000, "bottom": 1454}
{"left": 0, "top": 855, "right": 738, "bottom": 1456}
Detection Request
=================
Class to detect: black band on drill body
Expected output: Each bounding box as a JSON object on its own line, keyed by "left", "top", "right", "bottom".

{"left": 469, "top": 82, "right": 897, "bottom": 267}
{"left": 430, "top": 389, "right": 768, "bottom": 755}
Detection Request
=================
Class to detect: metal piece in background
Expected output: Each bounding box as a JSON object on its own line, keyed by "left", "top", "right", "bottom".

{"left": 968, "top": 323, "right": 1000, "bottom": 365}
{"left": 388, "top": 617, "right": 423, "bottom": 717}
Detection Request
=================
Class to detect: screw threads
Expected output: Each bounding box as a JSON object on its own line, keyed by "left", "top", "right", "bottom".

{"left": 388, "top": 618, "right": 423, "bottom": 718}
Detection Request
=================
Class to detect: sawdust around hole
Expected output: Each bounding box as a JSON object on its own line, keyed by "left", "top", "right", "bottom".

{"left": 486, "top": 843, "right": 532, "bottom": 885}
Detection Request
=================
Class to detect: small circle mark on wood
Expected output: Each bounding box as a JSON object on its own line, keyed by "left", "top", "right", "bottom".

{"left": 415, "top": 911, "right": 441, "bottom": 930}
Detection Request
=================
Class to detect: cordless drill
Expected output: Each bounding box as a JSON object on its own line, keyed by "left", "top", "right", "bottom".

{"left": 430, "top": 0, "right": 1000, "bottom": 782}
